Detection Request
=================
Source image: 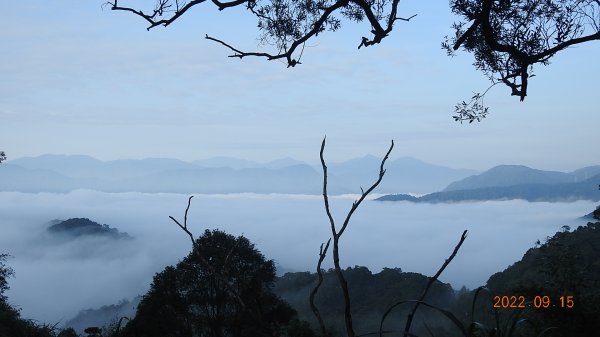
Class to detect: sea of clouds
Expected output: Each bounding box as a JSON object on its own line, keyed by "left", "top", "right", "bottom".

{"left": 0, "top": 190, "right": 595, "bottom": 323}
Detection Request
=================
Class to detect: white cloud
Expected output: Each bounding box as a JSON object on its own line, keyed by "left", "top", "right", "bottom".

{"left": 0, "top": 191, "right": 595, "bottom": 323}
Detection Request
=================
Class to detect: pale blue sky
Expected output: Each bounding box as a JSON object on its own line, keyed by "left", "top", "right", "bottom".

{"left": 2, "top": 0, "right": 599, "bottom": 170}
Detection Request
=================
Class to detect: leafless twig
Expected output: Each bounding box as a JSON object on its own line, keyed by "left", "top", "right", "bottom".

{"left": 310, "top": 239, "right": 331, "bottom": 336}
{"left": 320, "top": 136, "right": 394, "bottom": 337}
{"left": 169, "top": 195, "right": 195, "bottom": 246}
{"left": 377, "top": 230, "right": 468, "bottom": 337}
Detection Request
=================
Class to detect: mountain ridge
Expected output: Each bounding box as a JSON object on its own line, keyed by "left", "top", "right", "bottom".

{"left": 378, "top": 173, "right": 600, "bottom": 202}
{"left": 2, "top": 154, "right": 477, "bottom": 194}
{"left": 443, "top": 164, "right": 600, "bottom": 192}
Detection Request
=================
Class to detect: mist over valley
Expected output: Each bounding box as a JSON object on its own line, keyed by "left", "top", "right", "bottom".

{"left": 0, "top": 189, "right": 595, "bottom": 324}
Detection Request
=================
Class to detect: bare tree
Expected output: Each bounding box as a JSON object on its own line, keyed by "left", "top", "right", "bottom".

{"left": 105, "top": 0, "right": 415, "bottom": 66}
{"left": 317, "top": 136, "right": 393, "bottom": 337}
{"left": 311, "top": 138, "right": 469, "bottom": 337}
{"left": 445, "top": 0, "right": 600, "bottom": 122}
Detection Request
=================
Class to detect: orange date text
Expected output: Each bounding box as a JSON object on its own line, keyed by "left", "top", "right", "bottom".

{"left": 492, "top": 295, "right": 574, "bottom": 309}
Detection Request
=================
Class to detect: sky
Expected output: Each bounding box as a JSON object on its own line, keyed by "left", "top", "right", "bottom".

{"left": 1, "top": 0, "right": 599, "bottom": 171}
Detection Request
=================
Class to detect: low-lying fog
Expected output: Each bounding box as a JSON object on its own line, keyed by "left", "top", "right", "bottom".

{"left": 0, "top": 190, "right": 595, "bottom": 323}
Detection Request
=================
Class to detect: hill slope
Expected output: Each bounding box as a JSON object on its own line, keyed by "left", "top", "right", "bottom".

{"left": 482, "top": 219, "right": 600, "bottom": 337}
{"left": 378, "top": 173, "right": 600, "bottom": 202}
{"left": 48, "top": 218, "right": 132, "bottom": 240}
{"left": 443, "top": 165, "right": 600, "bottom": 191}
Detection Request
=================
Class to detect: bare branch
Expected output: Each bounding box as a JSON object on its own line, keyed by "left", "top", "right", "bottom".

{"left": 169, "top": 195, "right": 195, "bottom": 246}
{"left": 338, "top": 140, "right": 394, "bottom": 237}
{"left": 205, "top": 35, "right": 291, "bottom": 63}
{"left": 108, "top": 0, "right": 224, "bottom": 30}
{"left": 395, "top": 13, "right": 417, "bottom": 22}
{"left": 320, "top": 137, "right": 394, "bottom": 337}
{"left": 320, "top": 136, "right": 337, "bottom": 239}
{"left": 310, "top": 239, "right": 331, "bottom": 336}
{"left": 401, "top": 230, "right": 468, "bottom": 337}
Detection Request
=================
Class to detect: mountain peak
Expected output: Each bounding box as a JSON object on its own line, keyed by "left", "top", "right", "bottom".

{"left": 47, "top": 218, "right": 132, "bottom": 240}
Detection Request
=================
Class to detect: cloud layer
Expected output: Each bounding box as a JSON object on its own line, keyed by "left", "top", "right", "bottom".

{"left": 0, "top": 190, "right": 595, "bottom": 323}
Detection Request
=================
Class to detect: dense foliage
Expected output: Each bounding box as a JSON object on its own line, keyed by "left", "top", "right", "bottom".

{"left": 121, "top": 229, "right": 315, "bottom": 337}
{"left": 484, "top": 221, "right": 600, "bottom": 337}
{"left": 0, "top": 254, "right": 12, "bottom": 301}
{"left": 445, "top": 0, "right": 600, "bottom": 121}
{"left": 275, "top": 266, "right": 455, "bottom": 336}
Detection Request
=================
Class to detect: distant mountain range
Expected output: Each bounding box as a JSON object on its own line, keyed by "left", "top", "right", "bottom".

{"left": 4, "top": 155, "right": 599, "bottom": 200}
{"left": 378, "top": 165, "right": 600, "bottom": 202}
{"left": 0, "top": 154, "right": 476, "bottom": 195}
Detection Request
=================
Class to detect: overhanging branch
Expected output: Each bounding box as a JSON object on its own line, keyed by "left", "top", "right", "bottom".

{"left": 106, "top": 0, "right": 415, "bottom": 67}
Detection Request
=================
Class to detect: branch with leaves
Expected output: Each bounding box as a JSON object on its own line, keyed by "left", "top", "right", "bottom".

{"left": 106, "top": 0, "right": 415, "bottom": 66}
{"left": 445, "top": 0, "right": 600, "bottom": 122}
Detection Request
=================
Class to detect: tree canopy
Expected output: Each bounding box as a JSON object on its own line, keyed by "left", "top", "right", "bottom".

{"left": 446, "top": 0, "right": 600, "bottom": 121}
{"left": 107, "top": 0, "right": 415, "bottom": 67}
{"left": 122, "top": 229, "right": 315, "bottom": 337}
{"left": 0, "top": 254, "right": 13, "bottom": 302}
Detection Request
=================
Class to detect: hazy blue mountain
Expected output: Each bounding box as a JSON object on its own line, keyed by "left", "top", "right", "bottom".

{"left": 10, "top": 155, "right": 199, "bottom": 180}
{"left": 378, "top": 173, "right": 600, "bottom": 202}
{"left": 112, "top": 164, "right": 331, "bottom": 194}
{"left": 1, "top": 154, "right": 477, "bottom": 194}
{"left": 194, "top": 156, "right": 308, "bottom": 170}
{"left": 193, "top": 156, "right": 261, "bottom": 169}
{"left": 0, "top": 163, "right": 82, "bottom": 192}
{"left": 328, "top": 155, "right": 478, "bottom": 194}
{"left": 10, "top": 154, "right": 103, "bottom": 179}
{"left": 102, "top": 158, "right": 200, "bottom": 179}
{"left": 264, "top": 157, "right": 307, "bottom": 169}
{"left": 570, "top": 165, "right": 600, "bottom": 181}
{"left": 443, "top": 164, "right": 600, "bottom": 192}
{"left": 48, "top": 218, "right": 132, "bottom": 240}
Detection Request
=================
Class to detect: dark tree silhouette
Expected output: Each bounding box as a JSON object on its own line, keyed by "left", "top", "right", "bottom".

{"left": 105, "top": 0, "right": 415, "bottom": 66}
{"left": 315, "top": 137, "right": 393, "bottom": 337}
{"left": 312, "top": 138, "right": 468, "bottom": 337}
{"left": 445, "top": 0, "right": 600, "bottom": 122}
{"left": 0, "top": 152, "right": 6, "bottom": 164}
{"left": 107, "top": 1, "right": 599, "bottom": 111}
{"left": 122, "top": 229, "right": 315, "bottom": 337}
{"left": 0, "top": 254, "right": 13, "bottom": 301}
